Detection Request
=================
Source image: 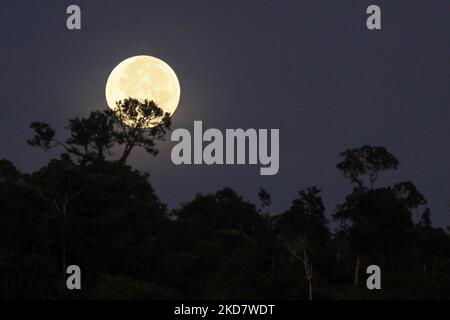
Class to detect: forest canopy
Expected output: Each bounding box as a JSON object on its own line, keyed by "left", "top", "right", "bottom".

{"left": 0, "top": 100, "right": 449, "bottom": 299}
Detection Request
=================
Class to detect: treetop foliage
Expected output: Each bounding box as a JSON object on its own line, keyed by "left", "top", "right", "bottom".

{"left": 0, "top": 106, "right": 449, "bottom": 299}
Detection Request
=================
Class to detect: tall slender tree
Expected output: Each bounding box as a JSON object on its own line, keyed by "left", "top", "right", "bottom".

{"left": 335, "top": 145, "right": 399, "bottom": 287}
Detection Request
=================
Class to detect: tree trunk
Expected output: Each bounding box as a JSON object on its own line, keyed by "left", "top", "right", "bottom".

{"left": 62, "top": 242, "right": 66, "bottom": 278}
{"left": 119, "top": 145, "right": 133, "bottom": 165}
{"left": 353, "top": 255, "right": 361, "bottom": 288}
{"left": 61, "top": 201, "right": 67, "bottom": 278}
{"left": 302, "top": 248, "right": 313, "bottom": 300}
{"left": 308, "top": 279, "right": 313, "bottom": 301}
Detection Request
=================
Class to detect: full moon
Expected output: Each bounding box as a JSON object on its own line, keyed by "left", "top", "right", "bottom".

{"left": 105, "top": 55, "right": 181, "bottom": 127}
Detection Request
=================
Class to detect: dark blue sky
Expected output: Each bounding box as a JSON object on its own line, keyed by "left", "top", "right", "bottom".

{"left": 1, "top": 0, "right": 449, "bottom": 226}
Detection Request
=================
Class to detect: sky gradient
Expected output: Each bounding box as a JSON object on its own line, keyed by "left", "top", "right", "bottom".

{"left": 1, "top": 0, "right": 449, "bottom": 226}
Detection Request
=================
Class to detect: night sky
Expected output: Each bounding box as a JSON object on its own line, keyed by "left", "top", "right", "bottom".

{"left": 1, "top": 0, "right": 449, "bottom": 226}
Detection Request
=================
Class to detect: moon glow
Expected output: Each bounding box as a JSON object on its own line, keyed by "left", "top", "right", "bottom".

{"left": 105, "top": 55, "right": 181, "bottom": 127}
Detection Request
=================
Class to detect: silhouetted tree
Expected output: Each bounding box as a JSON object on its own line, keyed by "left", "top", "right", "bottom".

{"left": 28, "top": 98, "right": 171, "bottom": 166}
{"left": 273, "top": 187, "right": 332, "bottom": 300}
{"left": 286, "top": 237, "right": 314, "bottom": 300}
{"left": 337, "top": 145, "right": 399, "bottom": 189}
{"left": 30, "top": 155, "right": 88, "bottom": 276}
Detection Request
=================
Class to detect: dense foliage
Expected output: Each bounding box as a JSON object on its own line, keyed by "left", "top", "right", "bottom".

{"left": 0, "top": 101, "right": 449, "bottom": 299}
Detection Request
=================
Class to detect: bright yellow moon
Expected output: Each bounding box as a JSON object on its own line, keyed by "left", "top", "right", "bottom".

{"left": 105, "top": 55, "right": 180, "bottom": 127}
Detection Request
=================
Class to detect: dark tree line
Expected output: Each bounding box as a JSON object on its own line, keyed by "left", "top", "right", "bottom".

{"left": 0, "top": 99, "right": 449, "bottom": 299}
